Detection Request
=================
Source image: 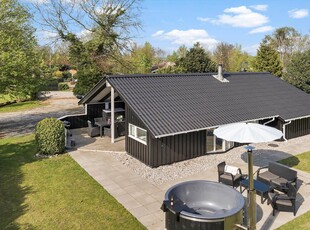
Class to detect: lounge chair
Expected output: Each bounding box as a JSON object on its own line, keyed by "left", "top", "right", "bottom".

{"left": 217, "top": 161, "right": 243, "bottom": 188}
{"left": 268, "top": 183, "right": 297, "bottom": 216}
{"left": 87, "top": 120, "right": 100, "bottom": 137}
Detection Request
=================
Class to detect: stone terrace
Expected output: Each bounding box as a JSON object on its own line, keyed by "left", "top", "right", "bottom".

{"left": 69, "top": 130, "right": 310, "bottom": 229}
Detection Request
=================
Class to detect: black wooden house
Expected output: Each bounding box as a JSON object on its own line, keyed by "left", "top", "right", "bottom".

{"left": 73, "top": 71, "right": 310, "bottom": 167}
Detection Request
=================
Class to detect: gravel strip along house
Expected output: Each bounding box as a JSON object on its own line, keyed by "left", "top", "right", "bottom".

{"left": 66, "top": 66, "right": 310, "bottom": 167}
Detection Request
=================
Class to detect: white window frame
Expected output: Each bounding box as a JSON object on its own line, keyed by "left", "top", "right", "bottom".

{"left": 128, "top": 123, "right": 147, "bottom": 145}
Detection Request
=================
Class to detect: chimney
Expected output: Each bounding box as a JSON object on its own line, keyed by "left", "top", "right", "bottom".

{"left": 218, "top": 64, "right": 223, "bottom": 81}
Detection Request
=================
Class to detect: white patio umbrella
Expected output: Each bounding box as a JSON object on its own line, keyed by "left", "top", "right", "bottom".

{"left": 214, "top": 122, "right": 283, "bottom": 230}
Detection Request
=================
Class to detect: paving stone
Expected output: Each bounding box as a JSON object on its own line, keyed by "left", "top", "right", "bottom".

{"left": 69, "top": 133, "right": 310, "bottom": 230}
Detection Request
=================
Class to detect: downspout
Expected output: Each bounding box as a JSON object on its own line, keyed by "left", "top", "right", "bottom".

{"left": 111, "top": 86, "right": 115, "bottom": 144}
{"left": 263, "top": 117, "right": 275, "bottom": 125}
{"left": 84, "top": 103, "right": 88, "bottom": 114}
{"left": 282, "top": 121, "right": 292, "bottom": 142}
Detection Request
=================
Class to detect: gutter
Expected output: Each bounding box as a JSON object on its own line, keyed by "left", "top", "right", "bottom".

{"left": 282, "top": 121, "right": 292, "bottom": 142}
{"left": 154, "top": 116, "right": 280, "bottom": 139}
{"left": 263, "top": 117, "right": 276, "bottom": 125}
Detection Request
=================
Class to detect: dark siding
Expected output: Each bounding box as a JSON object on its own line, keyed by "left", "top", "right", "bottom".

{"left": 125, "top": 106, "right": 151, "bottom": 166}
{"left": 285, "top": 117, "right": 310, "bottom": 139}
{"left": 59, "top": 102, "right": 125, "bottom": 129}
{"left": 87, "top": 103, "right": 106, "bottom": 118}
{"left": 149, "top": 130, "right": 206, "bottom": 168}
{"left": 125, "top": 103, "right": 207, "bottom": 167}
{"left": 59, "top": 114, "right": 88, "bottom": 129}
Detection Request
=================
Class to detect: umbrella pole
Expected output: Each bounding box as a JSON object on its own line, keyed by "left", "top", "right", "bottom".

{"left": 247, "top": 147, "right": 256, "bottom": 230}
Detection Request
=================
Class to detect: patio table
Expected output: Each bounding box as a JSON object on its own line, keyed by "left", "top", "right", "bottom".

{"left": 240, "top": 179, "right": 270, "bottom": 204}
{"left": 94, "top": 120, "right": 110, "bottom": 137}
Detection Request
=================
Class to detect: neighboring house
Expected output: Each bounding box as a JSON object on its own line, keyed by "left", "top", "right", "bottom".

{"left": 74, "top": 68, "right": 310, "bottom": 167}
{"left": 151, "top": 61, "right": 176, "bottom": 73}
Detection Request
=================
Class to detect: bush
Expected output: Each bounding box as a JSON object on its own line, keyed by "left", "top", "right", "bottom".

{"left": 35, "top": 118, "right": 65, "bottom": 155}
{"left": 62, "top": 71, "right": 72, "bottom": 80}
{"left": 58, "top": 83, "right": 69, "bottom": 91}
{"left": 53, "top": 70, "right": 63, "bottom": 78}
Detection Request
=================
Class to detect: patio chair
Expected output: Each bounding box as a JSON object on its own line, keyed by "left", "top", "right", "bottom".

{"left": 217, "top": 161, "right": 243, "bottom": 188}
{"left": 94, "top": 117, "right": 103, "bottom": 123}
{"left": 267, "top": 183, "right": 297, "bottom": 216}
{"left": 87, "top": 120, "right": 100, "bottom": 137}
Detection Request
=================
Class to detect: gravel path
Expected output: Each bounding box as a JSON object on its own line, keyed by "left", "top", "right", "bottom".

{"left": 0, "top": 91, "right": 84, "bottom": 138}
{"left": 111, "top": 134, "right": 310, "bottom": 185}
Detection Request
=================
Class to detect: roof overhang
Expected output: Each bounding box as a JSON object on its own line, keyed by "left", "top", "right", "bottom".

{"left": 284, "top": 115, "right": 310, "bottom": 122}
{"left": 154, "top": 115, "right": 280, "bottom": 139}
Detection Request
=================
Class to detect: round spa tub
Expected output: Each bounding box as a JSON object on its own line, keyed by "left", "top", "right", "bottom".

{"left": 161, "top": 180, "right": 245, "bottom": 230}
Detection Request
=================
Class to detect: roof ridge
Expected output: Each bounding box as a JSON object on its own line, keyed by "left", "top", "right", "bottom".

{"left": 107, "top": 72, "right": 271, "bottom": 79}
{"left": 108, "top": 73, "right": 214, "bottom": 78}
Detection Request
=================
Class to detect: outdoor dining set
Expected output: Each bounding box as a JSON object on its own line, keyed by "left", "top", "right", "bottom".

{"left": 217, "top": 160, "right": 298, "bottom": 216}
{"left": 87, "top": 116, "right": 125, "bottom": 138}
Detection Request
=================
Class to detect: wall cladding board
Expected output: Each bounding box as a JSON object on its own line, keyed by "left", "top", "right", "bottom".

{"left": 125, "top": 106, "right": 152, "bottom": 166}
{"left": 149, "top": 131, "right": 206, "bottom": 167}
{"left": 286, "top": 117, "right": 310, "bottom": 139}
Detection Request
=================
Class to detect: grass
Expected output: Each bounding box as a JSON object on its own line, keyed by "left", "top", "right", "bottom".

{"left": 276, "top": 150, "right": 310, "bottom": 229}
{"left": 0, "top": 100, "right": 46, "bottom": 113}
{"left": 277, "top": 212, "right": 310, "bottom": 230}
{"left": 0, "top": 135, "right": 146, "bottom": 229}
{"left": 278, "top": 150, "right": 310, "bottom": 173}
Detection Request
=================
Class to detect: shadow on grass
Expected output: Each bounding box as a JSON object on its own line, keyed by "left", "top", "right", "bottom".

{"left": 0, "top": 137, "right": 38, "bottom": 229}
{"left": 241, "top": 149, "right": 299, "bottom": 168}
{"left": 278, "top": 156, "right": 301, "bottom": 168}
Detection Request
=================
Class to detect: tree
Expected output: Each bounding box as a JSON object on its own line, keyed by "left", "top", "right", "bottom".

{"left": 178, "top": 43, "right": 216, "bottom": 73}
{"left": 265, "top": 27, "right": 310, "bottom": 71}
{"left": 73, "top": 65, "right": 103, "bottom": 96}
{"left": 0, "top": 0, "right": 43, "bottom": 99}
{"left": 229, "top": 45, "right": 253, "bottom": 72}
{"left": 213, "top": 42, "right": 234, "bottom": 71}
{"left": 253, "top": 40, "right": 282, "bottom": 77}
{"left": 33, "top": 0, "right": 142, "bottom": 93}
{"left": 132, "top": 42, "right": 156, "bottom": 73}
{"left": 167, "top": 45, "right": 188, "bottom": 63}
{"left": 283, "top": 50, "right": 310, "bottom": 93}
{"left": 33, "top": 0, "right": 142, "bottom": 64}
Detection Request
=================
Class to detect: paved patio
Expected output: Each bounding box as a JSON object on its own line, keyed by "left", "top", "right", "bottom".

{"left": 69, "top": 129, "right": 310, "bottom": 229}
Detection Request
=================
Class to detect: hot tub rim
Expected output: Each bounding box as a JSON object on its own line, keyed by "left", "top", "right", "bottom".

{"left": 163, "top": 180, "right": 245, "bottom": 221}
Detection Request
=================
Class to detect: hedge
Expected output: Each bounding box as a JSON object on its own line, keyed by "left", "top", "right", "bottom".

{"left": 35, "top": 118, "right": 65, "bottom": 155}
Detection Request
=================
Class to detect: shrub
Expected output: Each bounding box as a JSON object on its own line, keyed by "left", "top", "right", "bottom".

{"left": 62, "top": 71, "right": 72, "bottom": 80}
{"left": 53, "top": 70, "right": 63, "bottom": 78}
{"left": 35, "top": 118, "right": 65, "bottom": 155}
{"left": 58, "top": 83, "right": 69, "bottom": 91}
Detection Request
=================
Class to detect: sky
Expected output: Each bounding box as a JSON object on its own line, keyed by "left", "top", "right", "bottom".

{"left": 23, "top": 0, "right": 310, "bottom": 55}
{"left": 139, "top": 0, "right": 309, "bottom": 55}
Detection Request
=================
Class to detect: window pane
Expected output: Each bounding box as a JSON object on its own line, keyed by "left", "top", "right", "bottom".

{"left": 129, "top": 124, "right": 135, "bottom": 136}
{"left": 206, "top": 130, "right": 214, "bottom": 152}
{"left": 137, "top": 128, "right": 147, "bottom": 142}
{"left": 216, "top": 138, "right": 223, "bottom": 151}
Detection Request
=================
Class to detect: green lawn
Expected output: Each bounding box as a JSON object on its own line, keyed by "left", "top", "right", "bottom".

{"left": 277, "top": 150, "right": 310, "bottom": 229}
{"left": 0, "top": 135, "right": 146, "bottom": 229}
{"left": 278, "top": 150, "right": 310, "bottom": 173}
{"left": 0, "top": 100, "right": 46, "bottom": 113}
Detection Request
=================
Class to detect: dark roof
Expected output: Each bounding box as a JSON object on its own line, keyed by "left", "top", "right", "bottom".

{"left": 107, "top": 72, "right": 310, "bottom": 138}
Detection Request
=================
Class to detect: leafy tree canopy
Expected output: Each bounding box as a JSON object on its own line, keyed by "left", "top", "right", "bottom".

{"left": 253, "top": 40, "right": 283, "bottom": 77}
{"left": 265, "top": 27, "right": 310, "bottom": 71}
{"left": 178, "top": 42, "right": 216, "bottom": 73}
{"left": 0, "top": 0, "right": 43, "bottom": 98}
{"left": 283, "top": 50, "right": 310, "bottom": 93}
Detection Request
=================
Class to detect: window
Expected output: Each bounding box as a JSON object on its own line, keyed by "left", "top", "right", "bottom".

{"left": 206, "top": 129, "right": 234, "bottom": 153}
{"left": 128, "top": 124, "right": 147, "bottom": 145}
